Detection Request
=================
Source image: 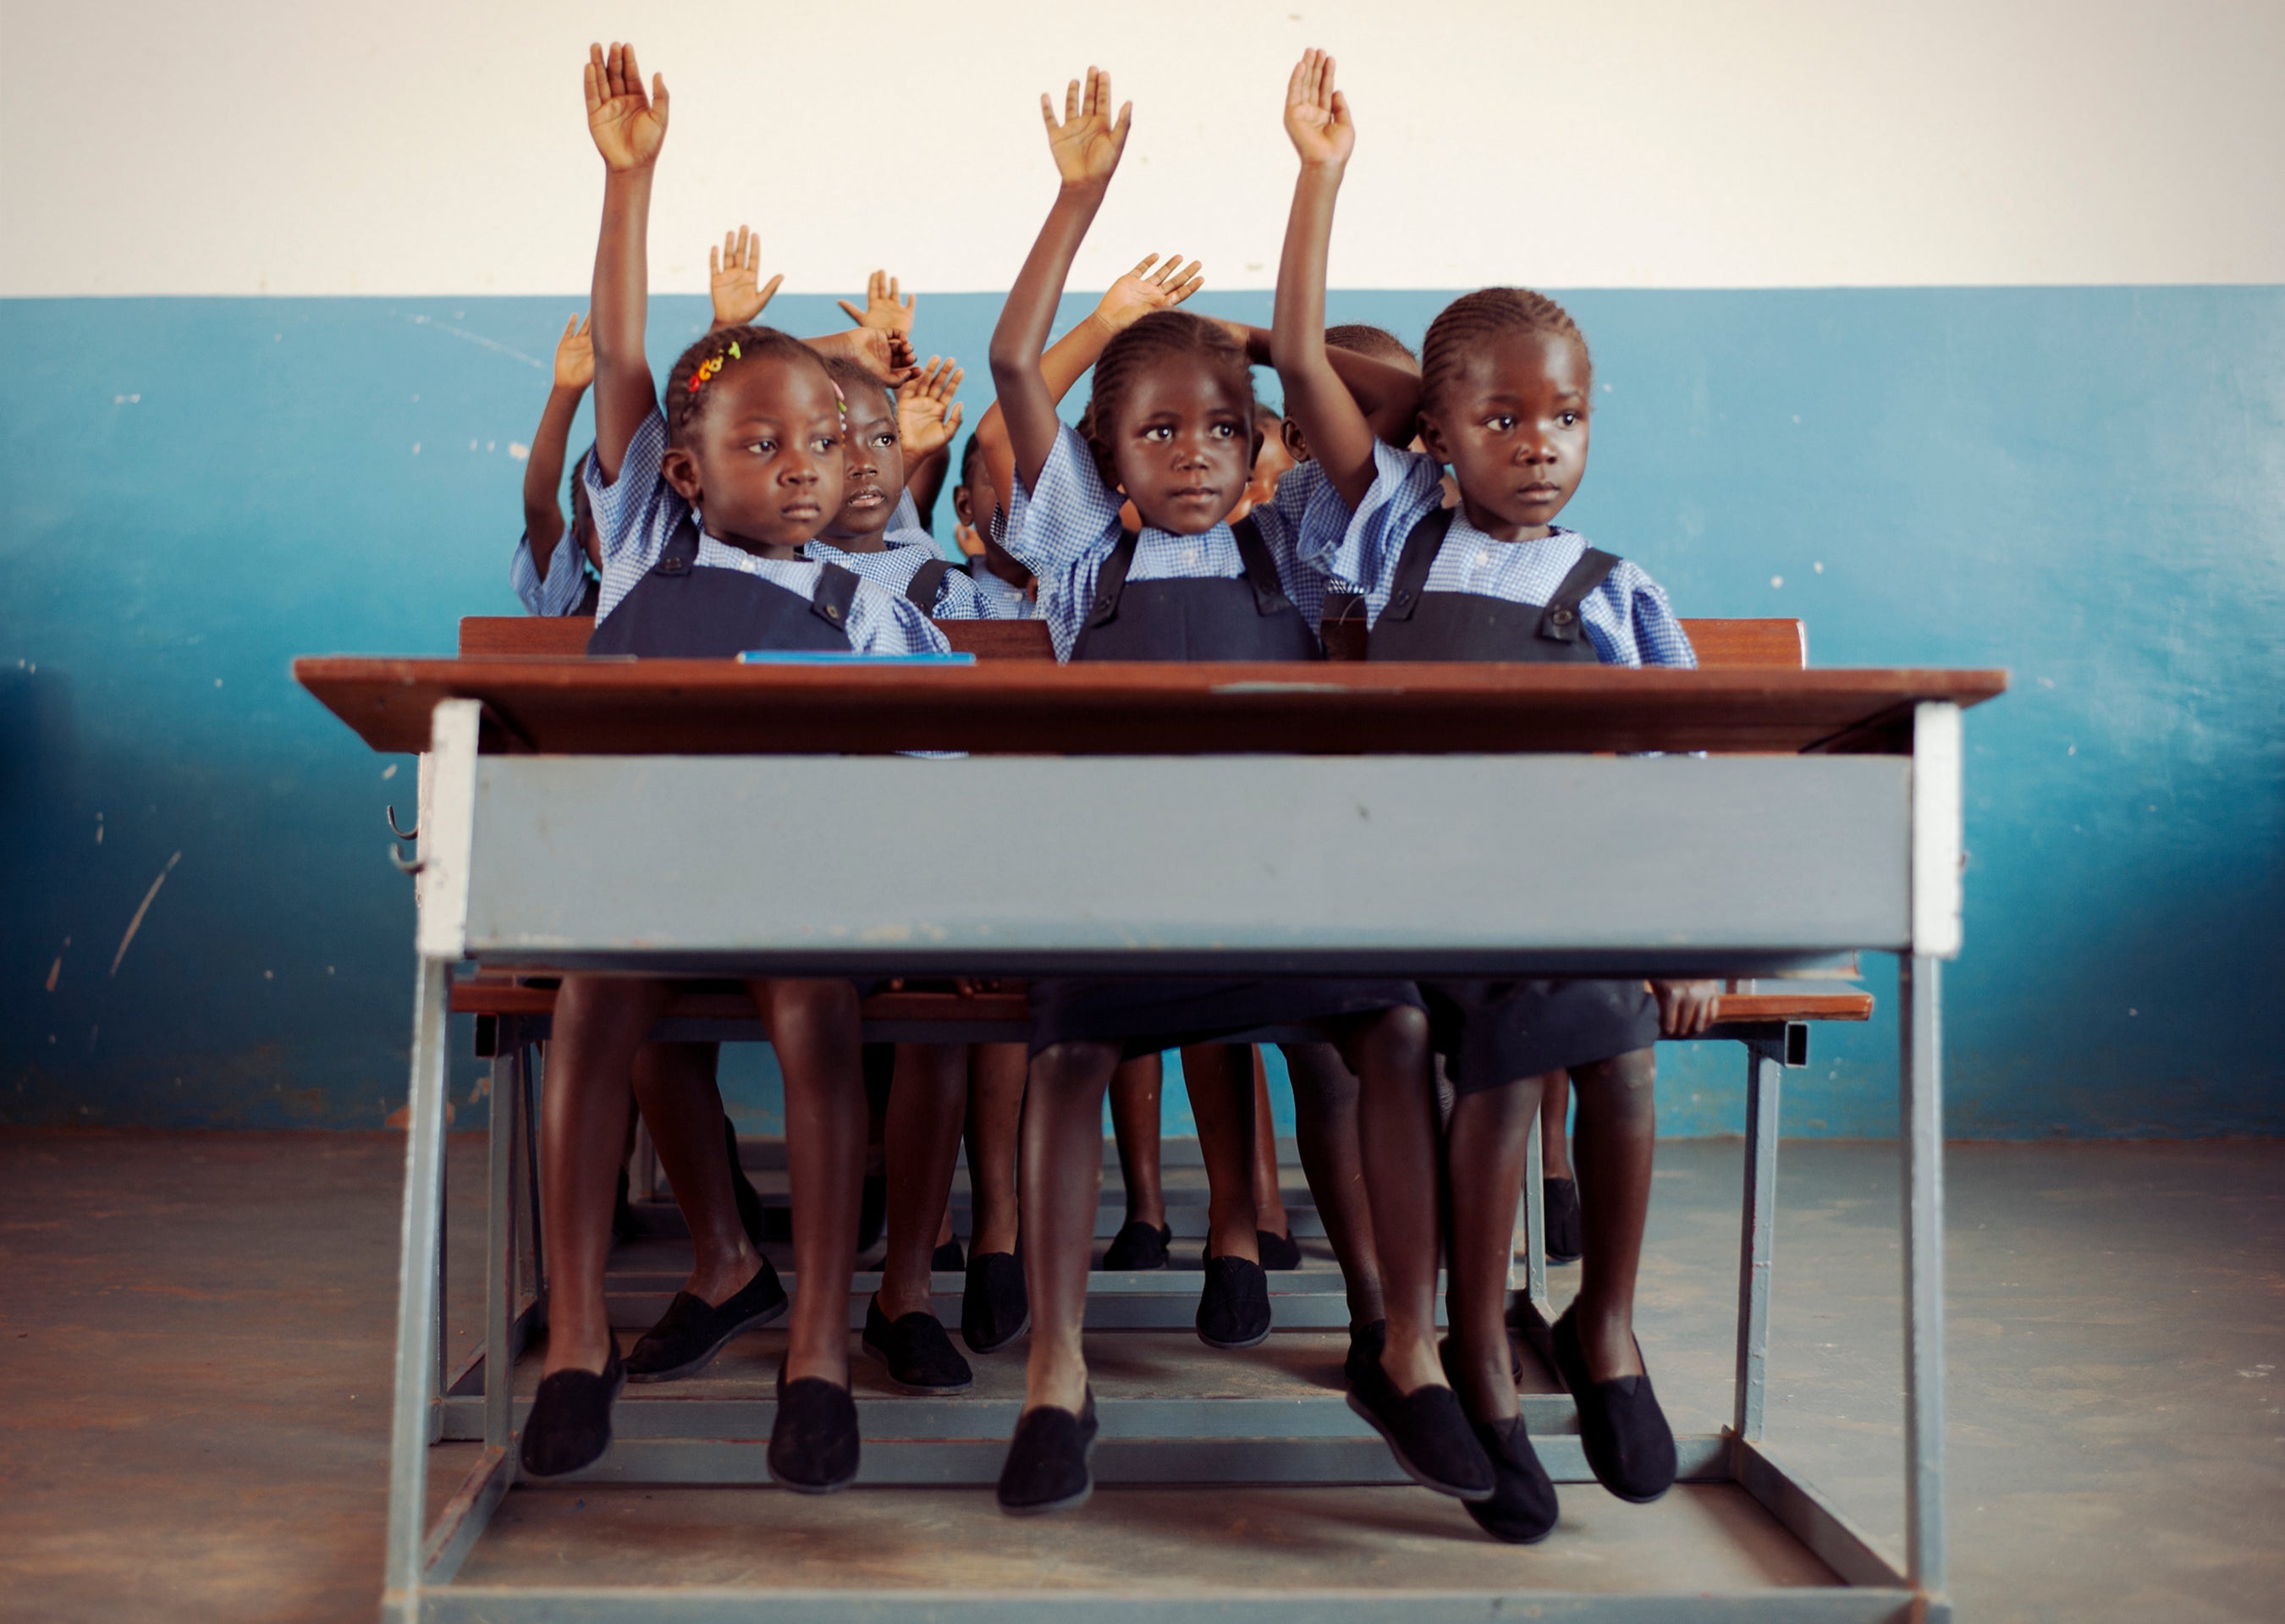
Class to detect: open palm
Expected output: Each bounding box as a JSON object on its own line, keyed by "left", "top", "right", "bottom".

{"left": 584, "top": 41, "right": 669, "bottom": 172}
{"left": 1043, "top": 67, "right": 1131, "bottom": 186}
{"left": 1284, "top": 48, "right": 1353, "bottom": 166}
{"left": 1095, "top": 252, "right": 1205, "bottom": 333}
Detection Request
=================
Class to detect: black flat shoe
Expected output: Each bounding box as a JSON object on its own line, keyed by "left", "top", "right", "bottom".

{"left": 724, "top": 1116, "right": 770, "bottom": 1248}
{"left": 961, "top": 1250, "right": 1031, "bottom": 1354}
{"left": 1257, "top": 1228, "right": 1304, "bottom": 1270}
{"left": 625, "top": 1257, "right": 788, "bottom": 1383}
{"left": 862, "top": 1296, "right": 974, "bottom": 1393}
{"left": 1550, "top": 1305, "right": 1677, "bottom": 1504}
{"left": 996, "top": 1390, "right": 1098, "bottom": 1516}
{"left": 1346, "top": 1352, "right": 1495, "bottom": 1500}
{"left": 1543, "top": 1177, "right": 1583, "bottom": 1265}
{"left": 768, "top": 1364, "right": 860, "bottom": 1494}
{"left": 1195, "top": 1253, "right": 1272, "bottom": 1349}
{"left": 519, "top": 1340, "right": 624, "bottom": 1478}
{"left": 932, "top": 1236, "right": 966, "bottom": 1273}
{"left": 1101, "top": 1219, "right": 1172, "bottom": 1271}
{"left": 1345, "top": 1320, "right": 1387, "bottom": 1391}
{"left": 1465, "top": 1414, "right": 1559, "bottom": 1544}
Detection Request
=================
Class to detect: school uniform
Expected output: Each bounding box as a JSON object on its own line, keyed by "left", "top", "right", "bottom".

{"left": 1306, "top": 441, "right": 1697, "bottom": 1091}
{"left": 806, "top": 493, "right": 991, "bottom": 621}
{"left": 509, "top": 528, "right": 600, "bottom": 617}
{"left": 583, "top": 409, "right": 950, "bottom": 660}
{"left": 964, "top": 564, "right": 1037, "bottom": 619}
{"left": 1003, "top": 422, "right": 1420, "bottom": 1055}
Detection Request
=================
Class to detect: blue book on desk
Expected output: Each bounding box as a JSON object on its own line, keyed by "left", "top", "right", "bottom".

{"left": 736, "top": 651, "right": 977, "bottom": 666}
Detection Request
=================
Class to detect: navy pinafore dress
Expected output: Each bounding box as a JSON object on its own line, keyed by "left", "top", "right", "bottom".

{"left": 1027, "top": 517, "right": 1423, "bottom": 1058}
{"left": 1329, "top": 507, "right": 1661, "bottom": 1093}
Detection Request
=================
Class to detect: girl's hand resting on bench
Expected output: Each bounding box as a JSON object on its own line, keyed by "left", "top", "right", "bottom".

{"left": 1651, "top": 980, "right": 1720, "bottom": 1038}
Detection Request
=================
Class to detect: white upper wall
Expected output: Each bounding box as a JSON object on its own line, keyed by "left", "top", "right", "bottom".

{"left": 4, "top": 0, "right": 2281, "bottom": 297}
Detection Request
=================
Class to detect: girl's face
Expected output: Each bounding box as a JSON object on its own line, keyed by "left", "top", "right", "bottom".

{"left": 1418, "top": 328, "right": 1591, "bottom": 542}
{"left": 661, "top": 361, "right": 847, "bottom": 557}
{"left": 1109, "top": 359, "right": 1258, "bottom": 537}
{"left": 822, "top": 384, "right": 905, "bottom": 547}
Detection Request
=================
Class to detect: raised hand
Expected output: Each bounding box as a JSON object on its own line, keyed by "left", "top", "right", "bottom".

{"left": 838, "top": 270, "right": 917, "bottom": 336}
{"left": 896, "top": 358, "right": 966, "bottom": 460}
{"left": 1093, "top": 251, "right": 1205, "bottom": 333}
{"left": 952, "top": 520, "right": 987, "bottom": 559}
{"left": 810, "top": 326, "right": 920, "bottom": 385}
{"left": 1042, "top": 67, "right": 1131, "bottom": 189}
{"left": 552, "top": 313, "right": 594, "bottom": 391}
{"left": 584, "top": 41, "right": 669, "bottom": 172}
{"left": 709, "top": 227, "right": 783, "bottom": 327}
{"left": 1284, "top": 47, "right": 1353, "bottom": 167}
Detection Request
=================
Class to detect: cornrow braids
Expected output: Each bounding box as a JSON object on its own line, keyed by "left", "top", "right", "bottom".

{"left": 662, "top": 324, "right": 831, "bottom": 448}
{"left": 567, "top": 438, "right": 596, "bottom": 544}
{"left": 1324, "top": 323, "right": 1418, "bottom": 368}
{"left": 821, "top": 354, "right": 896, "bottom": 416}
{"left": 1419, "top": 289, "right": 1591, "bottom": 414}
{"left": 1078, "top": 310, "right": 1256, "bottom": 488}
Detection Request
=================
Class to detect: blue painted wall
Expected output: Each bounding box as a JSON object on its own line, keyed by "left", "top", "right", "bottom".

{"left": 4, "top": 289, "right": 2281, "bottom": 1137}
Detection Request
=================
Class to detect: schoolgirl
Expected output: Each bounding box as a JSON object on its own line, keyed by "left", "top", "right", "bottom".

{"left": 1273, "top": 48, "right": 1715, "bottom": 1543}
{"left": 517, "top": 42, "right": 950, "bottom": 1496}
{"left": 983, "top": 67, "right": 1493, "bottom": 1517}
{"left": 510, "top": 314, "right": 602, "bottom": 618}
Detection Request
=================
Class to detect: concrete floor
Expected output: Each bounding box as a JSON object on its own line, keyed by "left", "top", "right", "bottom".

{"left": 0, "top": 1131, "right": 2278, "bottom": 1621}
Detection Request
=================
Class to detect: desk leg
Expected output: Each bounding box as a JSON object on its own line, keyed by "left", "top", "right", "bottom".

{"left": 1520, "top": 1111, "right": 1547, "bottom": 1308}
{"left": 383, "top": 958, "right": 451, "bottom": 1624}
{"left": 1902, "top": 955, "right": 1949, "bottom": 1603}
{"left": 524, "top": 1039, "right": 548, "bottom": 1323}
{"left": 1732, "top": 1036, "right": 1782, "bottom": 1442}
{"left": 485, "top": 1038, "right": 519, "bottom": 1456}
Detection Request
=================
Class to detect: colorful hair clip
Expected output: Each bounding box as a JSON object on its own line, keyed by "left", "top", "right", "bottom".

{"left": 685, "top": 342, "right": 745, "bottom": 394}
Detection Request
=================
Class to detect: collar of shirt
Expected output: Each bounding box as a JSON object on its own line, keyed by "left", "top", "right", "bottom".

{"left": 692, "top": 534, "right": 828, "bottom": 592}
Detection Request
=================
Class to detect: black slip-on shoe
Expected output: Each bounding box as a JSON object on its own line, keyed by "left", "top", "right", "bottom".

{"left": 625, "top": 1258, "right": 789, "bottom": 1383}
{"left": 862, "top": 1296, "right": 974, "bottom": 1393}
{"left": 1101, "top": 1219, "right": 1172, "bottom": 1271}
{"left": 996, "top": 1390, "right": 1098, "bottom": 1517}
{"left": 932, "top": 1236, "right": 966, "bottom": 1273}
{"left": 1543, "top": 1177, "right": 1583, "bottom": 1265}
{"left": 1345, "top": 1320, "right": 1387, "bottom": 1391}
{"left": 1465, "top": 1414, "right": 1560, "bottom": 1544}
{"left": 1550, "top": 1305, "right": 1677, "bottom": 1504}
{"left": 519, "top": 1340, "right": 624, "bottom": 1478}
{"left": 1257, "top": 1228, "right": 1304, "bottom": 1270}
{"left": 1346, "top": 1354, "right": 1495, "bottom": 1500}
{"left": 961, "top": 1250, "right": 1031, "bottom": 1354}
{"left": 768, "top": 1364, "right": 861, "bottom": 1494}
{"left": 724, "top": 1117, "right": 771, "bottom": 1249}
{"left": 1196, "top": 1253, "right": 1273, "bottom": 1350}
{"left": 856, "top": 1171, "right": 888, "bottom": 1255}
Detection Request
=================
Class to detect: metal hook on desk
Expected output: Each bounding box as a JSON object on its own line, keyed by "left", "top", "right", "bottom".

{"left": 387, "top": 805, "right": 419, "bottom": 841}
{"left": 388, "top": 843, "right": 424, "bottom": 877}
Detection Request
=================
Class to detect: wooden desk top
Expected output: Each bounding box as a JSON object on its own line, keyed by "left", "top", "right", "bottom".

{"left": 293, "top": 657, "right": 2005, "bottom": 757}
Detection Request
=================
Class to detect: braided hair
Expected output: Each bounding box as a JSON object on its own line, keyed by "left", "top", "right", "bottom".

{"left": 1324, "top": 323, "right": 1418, "bottom": 369}
{"left": 1419, "top": 289, "right": 1591, "bottom": 413}
{"left": 661, "top": 324, "right": 833, "bottom": 448}
{"left": 821, "top": 354, "right": 896, "bottom": 416}
{"left": 1078, "top": 311, "right": 1255, "bottom": 487}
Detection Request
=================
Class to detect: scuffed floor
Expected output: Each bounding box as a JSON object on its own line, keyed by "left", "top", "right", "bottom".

{"left": 0, "top": 1131, "right": 2277, "bottom": 1621}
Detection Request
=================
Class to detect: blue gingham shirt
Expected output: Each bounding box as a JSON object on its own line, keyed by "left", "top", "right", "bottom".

{"left": 807, "top": 511, "right": 988, "bottom": 620}
{"left": 966, "top": 565, "right": 1038, "bottom": 619}
{"left": 1300, "top": 441, "right": 1695, "bottom": 669}
{"left": 583, "top": 407, "right": 949, "bottom": 656}
{"left": 1003, "top": 422, "right": 1349, "bottom": 662}
{"left": 509, "top": 526, "right": 595, "bottom": 617}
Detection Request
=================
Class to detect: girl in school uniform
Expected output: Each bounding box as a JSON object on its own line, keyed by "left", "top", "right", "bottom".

{"left": 510, "top": 314, "right": 603, "bottom": 618}
{"left": 1272, "top": 49, "right": 1717, "bottom": 1543}
{"left": 983, "top": 67, "right": 1494, "bottom": 1518}
{"left": 518, "top": 42, "right": 951, "bottom": 1495}
{"left": 805, "top": 358, "right": 987, "bottom": 619}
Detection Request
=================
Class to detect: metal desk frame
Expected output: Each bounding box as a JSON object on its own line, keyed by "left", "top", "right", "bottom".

{"left": 377, "top": 691, "right": 1963, "bottom": 1623}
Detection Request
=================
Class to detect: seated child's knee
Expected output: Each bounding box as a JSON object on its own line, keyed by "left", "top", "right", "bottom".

{"left": 1576, "top": 1049, "right": 1657, "bottom": 1118}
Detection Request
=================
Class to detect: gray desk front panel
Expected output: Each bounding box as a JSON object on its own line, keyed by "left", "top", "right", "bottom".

{"left": 446, "top": 755, "right": 1911, "bottom": 976}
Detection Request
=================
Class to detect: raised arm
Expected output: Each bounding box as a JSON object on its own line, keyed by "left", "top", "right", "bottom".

{"left": 972, "top": 250, "right": 1200, "bottom": 530}
{"left": 583, "top": 41, "right": 670, "bottom": 482}
{"left": 987, "top": 67, "right": 1131, "bottom": 497}
{"left": 1270, "top": 49, "right": 1379, "bottom": 509}
{"left": 520, "top": 314, "right": 592, "bottom": 575}
{"left": 1220, "top": 319, "right": 1419, "bottom": 449}
{"left": 708, "top": 225, "right": 784, "bottom": 332}
{"left": 897, "top": 359, "right": 965, "bottom": 527}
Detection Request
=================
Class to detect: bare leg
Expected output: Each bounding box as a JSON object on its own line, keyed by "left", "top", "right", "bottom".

{"left": 1445, "top": 1076, "right": 1547, "bottom": 1420}
{"left": 1021, "top": 1040, "right": 1120, "bottom": 1414}
{"left": 966, "top": 1042, "right": 1028, "bottom": 1256}
{"left": 1249, "top": 1049, "right": 1292, "bottom": 1239}
{"left": 753, "top": 977, "right": 866, "bottom": 1386}
{"left": 1281, "top": 1041, "right": 1384, "bottom": 1327}
{"left": 1540, "top": 1067, "right": 1575, "bottom": 1181}
{"left": 541, "top": 976, "right": 670, "bottom": 1377}
{"left": 1181, "top": 1043, "right": 1261, "bottom": 1263}
{"left": 1569, "top": 1049, "right": 1656, "bottom": 1379}
{"left": 1108, "top": 1053, "right": 1165, "bottom": 1230}
{"left": 878, "top": 1042, "right": 968, "bottom": 1319}
{"left": 1335, "top": 1005, "right": 1445, "bottom": 1395}
{"left": 630, "top": 1040, "right": 759, "bottom": 1306}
